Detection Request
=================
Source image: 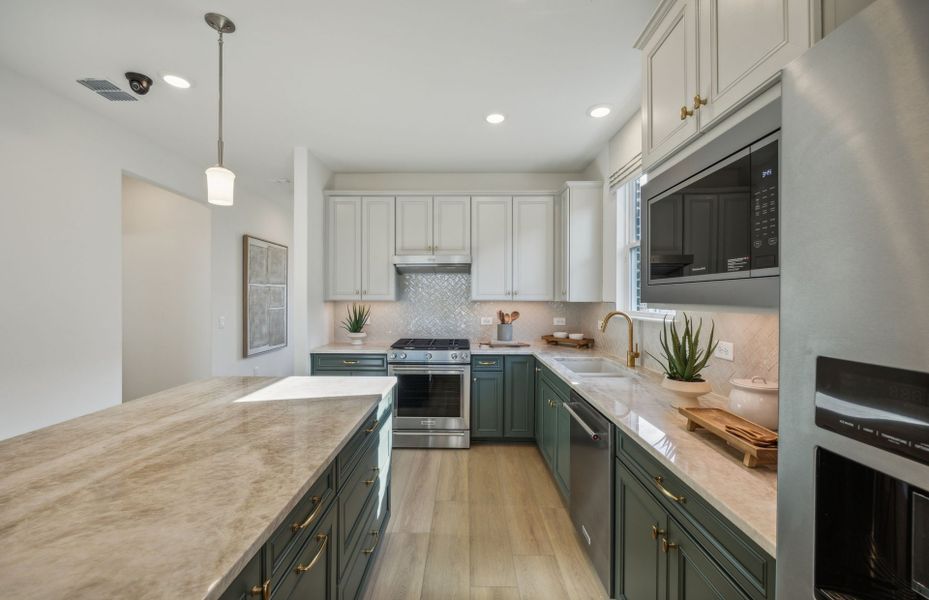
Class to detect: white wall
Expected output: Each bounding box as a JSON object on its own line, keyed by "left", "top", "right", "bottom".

{"left": 330, "top": 172, "right": 582, "bottom": 192}
{"left": 0, "top": 64, "right": 300, "bottom": 440}
{"left": 122, "top": 176, "right": 211, "bottom": 401}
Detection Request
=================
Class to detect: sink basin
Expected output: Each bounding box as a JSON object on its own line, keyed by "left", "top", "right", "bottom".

{"left": 554, "top": 357, "right": 627, "bottom": 377}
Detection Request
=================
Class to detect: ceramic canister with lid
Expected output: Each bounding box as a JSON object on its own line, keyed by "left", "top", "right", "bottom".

{"left": 728, "top": 376, "right": 779, "bottom": 430}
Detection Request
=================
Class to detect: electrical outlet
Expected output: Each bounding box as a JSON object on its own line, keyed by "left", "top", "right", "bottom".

{"left": 597, "top": 320, "right": 604, "bottom": 330}
{"left": 480, "top": 316, "right": 493, "bottom": 325}
{"left": 253, "top": 366, "right": 260, "bottom": 375}
{"left": 218, "top": 316, "right": 226, "bottom": 329}
{"left": 715, "top": 341, "right": 734, "bottom": 362}
{"left": 553, "top": 317, "right": 566, "bottom": 326}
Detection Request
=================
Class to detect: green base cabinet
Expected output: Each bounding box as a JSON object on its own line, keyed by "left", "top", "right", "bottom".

{"left": 470, "top": 355, "right": 536, "bottom": 441}
{"left": 471, "top": 370, "right": 505, "bottom": 439}
{"left": 504, "top": 356, "right": 535, "bottom": 438}
{"left": 615, "top": 459, "right": 666, "bottom": 600}
{"left": 535, "top": 364, "right": 570, "bottom": 499}
{"left": 310, "top": 354, "right": 388, "bottom": 377}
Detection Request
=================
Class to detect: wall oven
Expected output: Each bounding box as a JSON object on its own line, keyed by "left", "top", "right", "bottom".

{"left": 642, "top": 130, "right": 780, "bottom": 307}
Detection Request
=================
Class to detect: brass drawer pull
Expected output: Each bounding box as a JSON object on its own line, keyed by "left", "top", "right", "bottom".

{"left": 364, "top": 467, "right": 380, "bottom": 486}
{"left": 249, "top": 580, "right": 270, "bottom": 600}
{"left": 548, "top": 399, "right": 557, "bottom": 408}
{"left": 295, "top": 533, "right": 329, "bottom": 574}
{"left": 680, "top": 105, "right": 694, "bottom": 120}
{"left": 693, "top": 94, "right": 707, "bottom": 110}
{"left": 342, "top": 360, "right": 359, "bottom": 365}
{"left": 653, "top": 475, "right": 686, "bottom": 503}
{"left": 291, "top": 495, "right": 323, "bottom": 532}
{"left": 662, "top": 537, "right": 679, "bottom": 553}
{"left": 365, "top": 419, "right": 379, "bottom": 434}
{"left": 362, "top": 530, "right": 380, "bottom": 555}
{"left": 651, "top": 524, "right": 665, "bottom": 540}
{"left": 478, "top": 361, "right": 497, "bottom": 366}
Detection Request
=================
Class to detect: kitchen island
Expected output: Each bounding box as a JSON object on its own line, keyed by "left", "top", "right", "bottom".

{"left": 0, "top": 375, "right": 396, "bottom": 600}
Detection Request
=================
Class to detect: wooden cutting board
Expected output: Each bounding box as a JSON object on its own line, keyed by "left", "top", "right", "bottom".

{"left": 678, "top": 407, "right": 778, "bottom": 468}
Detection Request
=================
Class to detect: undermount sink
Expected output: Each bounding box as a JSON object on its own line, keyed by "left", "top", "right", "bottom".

{"left": 554, "top": 357, "right": 627, "bottom": 378}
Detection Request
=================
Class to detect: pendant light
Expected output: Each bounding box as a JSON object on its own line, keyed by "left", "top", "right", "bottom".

{"left": 204, "top": 13, "right": 236, "bottom": 206}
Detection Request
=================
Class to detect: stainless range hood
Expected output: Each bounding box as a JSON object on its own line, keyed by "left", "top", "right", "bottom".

{"left": 392, "top": 254, "right": 471, "bottom": 274}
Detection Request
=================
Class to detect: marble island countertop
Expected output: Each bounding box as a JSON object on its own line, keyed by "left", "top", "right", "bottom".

{"left": 0, "top": 376, "right": 396, "bottom": 600}
{"left": 312, "top": 341, "right": 777, "bottom": 556}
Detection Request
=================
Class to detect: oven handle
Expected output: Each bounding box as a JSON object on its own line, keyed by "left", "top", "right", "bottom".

{"left": 393, "top": 431, "right": 467, "bottom": 437}
{"left": 388, "top": 367, "right": 470, "bottom": 376}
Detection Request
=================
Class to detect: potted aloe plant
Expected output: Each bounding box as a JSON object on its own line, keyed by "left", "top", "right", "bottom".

{"left": 648, "top": 313, "right": 718, "bottom": 406}
{"left": 341, "top": 303, "right": 371, "bottom": 345}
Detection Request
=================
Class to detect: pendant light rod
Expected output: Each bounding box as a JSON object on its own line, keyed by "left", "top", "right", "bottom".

{"left": 205, "top": 13, "right": 236, "bottom": 167}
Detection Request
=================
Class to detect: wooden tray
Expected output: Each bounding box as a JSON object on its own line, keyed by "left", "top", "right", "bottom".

{"left": 678, "top": 407, "right": 778, "bottom": 468}
{"left": 478, "top": 340, "right": 531, "bottom": 348}
{"left": 541, "top": 335, "right": 594, "bottom": 349}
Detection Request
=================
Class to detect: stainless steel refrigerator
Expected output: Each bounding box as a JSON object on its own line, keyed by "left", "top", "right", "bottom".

{"left": 778, "top": 0, "right": 929, "bottom": 598}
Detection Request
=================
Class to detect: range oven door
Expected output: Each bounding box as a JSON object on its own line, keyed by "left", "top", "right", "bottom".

{"left": 388, "top": 364, "right": 470, "bottom": 432}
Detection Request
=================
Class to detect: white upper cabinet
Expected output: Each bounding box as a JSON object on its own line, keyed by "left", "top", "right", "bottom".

{"left": 557, "top": 183, "right": 602, "bottom": 302}
{"left": 326, "top": 196, "right": 362, "bottom": 300}
{"left": 326, "top": 195, "right": 397, "bottom": 301}
{"left": 361, "top": 196, "right": 396, "bottom": 301}
{"left": 433, "top": 196, "right": 471, "bottom": 256}
{"left": 471, "top": 196, "right": 512, "bottom": 301}
{"left": 636, "top": 0, "right": 809, "bottom": 168}
{"left": 696, "top": 0, "right": 810, "bottom": 128}
{"left": 641, "top": 0, "right": 699, "bottom": 165}
{"left": 512, "top": 196, "right": 554, "bottom": 301}
{"left": 395, "top": 196, "right": 433, "bottom": 255}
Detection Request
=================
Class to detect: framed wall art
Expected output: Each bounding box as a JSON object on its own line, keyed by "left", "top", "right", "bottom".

{"left": 243, "top": 235, "right": 288, "bottom": 357}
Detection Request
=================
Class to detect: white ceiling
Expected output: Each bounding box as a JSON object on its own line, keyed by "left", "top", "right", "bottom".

{"left": 0, "top": 0, "right": 655, "bottom": 193}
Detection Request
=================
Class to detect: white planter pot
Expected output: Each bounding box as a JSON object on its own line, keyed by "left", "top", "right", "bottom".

{"left": 728, "top": 376, "right": 779, "bottom": 430}
{"left": 347, "top": 332, "right": 367, "bottom": 346}
{"left": 661, "top": 376, "right": 712, "bottom": 408}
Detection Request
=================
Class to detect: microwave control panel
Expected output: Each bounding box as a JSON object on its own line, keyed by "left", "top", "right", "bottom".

{"left": 751, "top": 138, "right": 779, "bottom": 270}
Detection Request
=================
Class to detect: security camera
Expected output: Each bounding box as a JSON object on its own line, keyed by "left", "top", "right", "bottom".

{"left": 125, "top": 72, "right": 153, "bottom": 95}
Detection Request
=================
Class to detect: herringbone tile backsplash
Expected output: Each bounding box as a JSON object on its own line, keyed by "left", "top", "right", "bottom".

{"left": 331, "top": 273, "right": 779, "bottom": 398}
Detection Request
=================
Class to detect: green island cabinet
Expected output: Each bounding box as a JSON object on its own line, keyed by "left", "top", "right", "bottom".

{"left": 614, "top": 429, "right": 776, "bottom": 600}
{"left": 310, "top": 354, "right": 388, "bottom": 377}
{"left": 534, "top": 363, "right": 571, "bottom": 499}
{"left": 470, "top": 355, "right": 536, "bottom": 440}
{"left": 219, "top": 391, "right": 394, "bottom": 600}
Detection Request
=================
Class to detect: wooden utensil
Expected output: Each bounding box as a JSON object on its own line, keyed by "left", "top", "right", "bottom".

{"left": 510, "top": 311, "right": 520, "bottom": 322}
{"left": 497, "top": 310, "right": 505, "bottom": 324}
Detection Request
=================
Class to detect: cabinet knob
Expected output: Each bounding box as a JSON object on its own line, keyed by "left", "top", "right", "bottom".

{"left": 680, "top": 105, "right": 694, "bottom": 120}
{"left": 514, "top": 290, "right": 518, "bottom": 296}
{"left": 693, "top": 94, "right": 707, "bottom": 110}
{"left": 250, "top": 580, "right": 270, "bottom": 600}
{"left": 354, "top": 289, "right": 360, "bottom": 295}
{"left": 662, "top": 537, "right": 679, "bottom": 553}
{"left": 651, "top": 524, "right": 665, "bottom": 540}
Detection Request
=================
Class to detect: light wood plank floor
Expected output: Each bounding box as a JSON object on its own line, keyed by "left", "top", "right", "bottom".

{"left": 363, "top": 444, "right": 608, "bottom": 600}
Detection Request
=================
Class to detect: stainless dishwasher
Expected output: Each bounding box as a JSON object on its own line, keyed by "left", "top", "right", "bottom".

{"left": 566, "top": 391, "right": 613, "bottom": 596}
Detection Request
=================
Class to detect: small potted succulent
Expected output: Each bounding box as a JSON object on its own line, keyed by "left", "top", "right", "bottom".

{"left": 341, "top": 303, "right": 371, "bottom": 345}
{"left": 648, "top": 313, "right": 718, "bottom": 406}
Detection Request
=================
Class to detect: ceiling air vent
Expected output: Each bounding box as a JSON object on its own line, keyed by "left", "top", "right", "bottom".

{"left": 77, "top": 78, "right": 137, "bottom": 102}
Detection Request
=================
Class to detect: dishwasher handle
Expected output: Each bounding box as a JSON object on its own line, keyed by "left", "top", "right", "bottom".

{"left": 564, "top": 402, "right": 601, "bottom": 441}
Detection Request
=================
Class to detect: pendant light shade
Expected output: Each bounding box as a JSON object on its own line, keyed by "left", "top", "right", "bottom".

{"left": 206, "top": 165, "right": 235, "bottom": 206}
{"left": 205, "top": 13, "right": 236, "bottom": 206}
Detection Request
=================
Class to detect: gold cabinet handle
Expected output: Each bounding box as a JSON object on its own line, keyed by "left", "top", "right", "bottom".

{"left": 478, "top": 361, "right": 497, "bottom": 366}
{"left": 693, "top": 94, "right": 707, "bottom": 110}
{"left": 291, "top": 495, "right": 324, "bottom": 532}
{"left": 653, "top": 476, "right": 686, "bottom": 503}
{"left": 343, "top": 360, "right": 359, "bottom": 365}
{"left": 295, "top": 533, "right": 329, "bottom": 574}
{"left": 680, "top": 105, "right": 694, "bottom": 120}
{"left": 662, "top": 537, "right": 679, "bottom": 553}
{"left": 365, "top": 419, "right": 379, "bottom": 434}
{"left": 249, "top": 580, "right": 270, "bottom": 600}
{"left": 651, "top": 524, "right": 666, "bottom": 540}
{"left": 548, "top": 399, "right": 557, "bottom": 408}
{"left": 362, "top": 530, "right": 380, "bottom": 555}
{"left": 364, "top": 466, "right": 380, "bottom": 486}
{"left": 535, "top": 367, "right": 541, "bottom": 373}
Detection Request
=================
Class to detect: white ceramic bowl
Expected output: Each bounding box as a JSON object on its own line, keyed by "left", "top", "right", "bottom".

{"left": 553, "top": 332, "right": 568, "bottom": 338}
{"left": 568, "top": 333, "right": 585, "bottom": 340}
{"left": 728, "top": 376, "right": 779, "bottom": 430}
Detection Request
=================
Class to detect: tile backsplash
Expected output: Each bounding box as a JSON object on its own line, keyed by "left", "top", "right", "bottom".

{"left": 330, "top": 273, "right": 779, "bottom": 399}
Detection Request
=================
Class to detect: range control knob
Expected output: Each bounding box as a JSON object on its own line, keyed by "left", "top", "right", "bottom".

{"left": 462, "top": 352, "right": 470, "bottom": 361}
{"left": 450, "top": 352, "right": 459, "bottom": 361}
{"left": 424, "top": 352, "right": 433, "bottom": 360}
{"left": 399, "top": 352, "right": 407, "bottom": 359}
{"left": 388, "top": 353, "right": 396, "bottom": 360}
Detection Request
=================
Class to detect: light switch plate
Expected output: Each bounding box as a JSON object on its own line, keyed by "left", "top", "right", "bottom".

{"left": 480, "top": 316, "right": 493, "bottom": 325}
{"left": 218, "top": 316, "right": 226, "bottom": 329}
{"left": 553, "top": 317, "right": 566, "bottom": 326}
{"left": 715, "top": 341, "right": 734, "bottom": 362}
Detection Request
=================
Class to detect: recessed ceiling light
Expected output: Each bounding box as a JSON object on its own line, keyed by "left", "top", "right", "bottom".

{"left": 588, "top": 105, "right": 612, "bottom": 118}
{"left": 162, "top": 74, "right": 191, "bottom": 89}
{"left": 485, "top": 113, "right": 505, "bottom": 124}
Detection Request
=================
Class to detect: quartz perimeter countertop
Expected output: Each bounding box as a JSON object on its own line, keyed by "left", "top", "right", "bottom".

{"left": 312, "top": 341, "right": 777, "bottom": 555}
{"left": 0, "top": 376, "right": 396, "bottom": 600}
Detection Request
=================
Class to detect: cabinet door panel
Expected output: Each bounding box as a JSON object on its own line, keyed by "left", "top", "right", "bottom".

{"left": 615, "top": 460, "right": 666, "bottom": 600}
{"left": 395, "top": 196, "right": 433, "bottom": 255}
{"left": 434, "top": 196, "right": 471, "bottom": 255}
{"left": 361, "top": 197, "right": 396, "bottom": 301}
{"left": 564, "top": 185, "right": 602, "bottom": 302}
{"left": 555, "top": 189, "right": 569, "bottom": 301}
{"left": 540, "top": 380, "right": 558, "bottom": 468}
{"left": 327, "top": 197, "right": 361, "bottom": 300}
{"left": 513, "top": 196, "right": 554, "bottom": 301}
{"left": 273, "top": 505, "right": 337, "bottom": 600}
{"left": 697, "top": 0, "right": 809, "bottom": 127}
{"left": 504, "top": 356, "right": 535, "bottom": 438}
{"left": 471, "top": 371, "right": 504, "bottom": 438}
{"left": 471, "top": 196, "right": 512, "bottom": 300}
{"left": 555, "top": 397, "right": 571, "bottom": 497}
{"left": 667, "top": 518, "right": 750, "bottom": 600}
{"left": 643, "top": 0, "right": 698, "bottom": 164}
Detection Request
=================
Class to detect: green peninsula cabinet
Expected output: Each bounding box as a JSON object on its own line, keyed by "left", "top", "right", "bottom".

{"left": 470, "top": 355, "right": 536, "bottom": 440}
{"left": 310, "top": 354, "right": 388, "bottom": 377}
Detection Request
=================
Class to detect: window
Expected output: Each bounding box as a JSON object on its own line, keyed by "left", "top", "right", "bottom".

{"left": 616, "top": 173, "right": 673, "bottom": 319}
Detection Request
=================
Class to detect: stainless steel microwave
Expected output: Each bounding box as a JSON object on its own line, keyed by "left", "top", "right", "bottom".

{"left": 642, "top": 131, "right": 780, "bottom": 308}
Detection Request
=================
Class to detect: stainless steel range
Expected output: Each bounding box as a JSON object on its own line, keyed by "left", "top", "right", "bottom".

{"left": 388, "top": 338, "right": 471, "bottom": 449}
